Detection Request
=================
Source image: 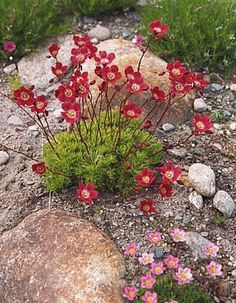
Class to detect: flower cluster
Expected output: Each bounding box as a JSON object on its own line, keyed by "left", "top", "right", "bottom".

{"left": 1, "top": 19, "right": 213, "bottom": 205}
{"left": 123, "top": 229, "right": 223, "bottom": 302}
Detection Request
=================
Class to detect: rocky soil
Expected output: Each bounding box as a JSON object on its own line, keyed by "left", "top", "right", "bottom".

{"left": 0, "top": 8, "right": 236, "bottom": 303}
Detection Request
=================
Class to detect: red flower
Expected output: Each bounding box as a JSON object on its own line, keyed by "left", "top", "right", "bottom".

{"left": 51, "top": 62, "right": 68, "bottom": 78}
{"left": 13, "top": 86, "right": 35, "bottom": 106}
{"left": 157, "top": 162, "right": 182, "bottom": 184}
{"left": 192, "top": 114, "right": 213, "bottom": 135}
{"left": 61, "top": 102, "right": 81, "bottom": 124}
{"left": 191, "top": 73, "right": 208, "bottom": 89}
{"left": 94, "top": 51, "right": 115, "bottom": 66}
{"left": 140, "top": 199, "right": 156, "bottom": 214}
{"left": 135, "top": 168, "right": 155, "bottom": 187}
{"left": 171, "top": 76, "right": 192, "bottom": 94}
{"left": 55, "top": 83, "right": 76, "bottom": 103}
{"left": 48, "top": 43, "right": 60, "bottom": 58}
{"left": 151, "top": 86, "right": 166, "bottom": 102}
{"left": 31, "top": 95, "right": 48, "bottom": 113}
{"left": 144, "top": 120, "right": 152, "bottom": 129}
{"left": 71, "top": 70, "right": 88, "bottom": 83}
{"left": 76, "top": 182, "right": 98, "bottom": 204}
{"left": 124, "top": 66, "right": 141, "bottom": 81}
{"left": 167, "top": 60, "right": 187, "bottom": 79}
{"left": 3, "top": 40, "right": 16, "bottom": 53}
{"left": 102, "top": 65, "right": 121, "bottom": 83}
{"left": 158, "top": 183, "right": 172, "bottom": 198}
{"left": 70, "top": 47, "right": 88, "bottom": 65}
{"left": 122, "top": 102, "right": 142, "bottom": 119}
{"left": 32, "top": 162, "right": 46, "bottom": 175}
{"left": 126, "top": 77, "right": 149, "bottom": 94}
{"left": 149, "top": 20, "right": 169, "bottom": 36}
{"left": 73, "top": 34, "right": 90, "bottom": 47}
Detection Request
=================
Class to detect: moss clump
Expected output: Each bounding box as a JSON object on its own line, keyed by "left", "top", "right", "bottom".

{"left": 43, "top": 111, "right": 162, "bottom": 194}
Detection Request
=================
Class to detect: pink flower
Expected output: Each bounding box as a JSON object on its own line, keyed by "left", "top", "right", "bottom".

{"left": 169, "top": 228, "right": 185, "bottom": 242}
{"left": 150, "top": 261, "right": 165, "bottom": 276}
{"left": 164, "top": 255, "right": 179, "bottom": 269}
{"left": 139, "top": 252, "right": 155, "bottom": 265}
{"left": 204, "top": 243, "right": 219, "bottom": 258}
{"left": 140, "top": 274, "right": 156, "bottom": 289}
{"left": 141, "top": 290, "right": 158, "bottom": 303}
{"left": 206, "top": 261, "right": 223, "bottom": 277}
{"left": 123, "top": 285, "right": 138, "bottom": 301}
{"left": 134, "top": 35, "right": 144, "bottom": 48}
{"left": 124, "top": 242, "right": 138, "bottom": 256}
{"left": 175, "top": 267, "right": 193, "bottom": 285}
{"left": 146, "top": 231, "right": 162, "bottom": 245}
{"left": 3, "top": 40, "right": 16, "bottom": 53}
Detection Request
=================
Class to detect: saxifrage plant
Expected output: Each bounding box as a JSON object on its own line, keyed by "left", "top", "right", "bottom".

{"left": 0, "top": 19, "right": 213, "bottom": 207}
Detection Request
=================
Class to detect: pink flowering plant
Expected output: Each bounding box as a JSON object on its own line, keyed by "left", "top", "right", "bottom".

{"left": 0, "top": 20, "right": 213, "bottom": 204}
{"left": 123, "top": 229, "right": 222, "bottom": 303}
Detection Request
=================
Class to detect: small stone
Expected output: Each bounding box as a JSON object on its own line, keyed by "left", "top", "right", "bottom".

{"left": 193, "top": 98, "right": 208, "bottom": 112}
{"left": 7, "top": 115, "right": 24, "bottom": 127}
{"left": 90, "top": 37, "right": 99, "bottom": 44}
{"left": 229, "top": 122, "right": 236, "bottom": 131}
{"left": 162, "top": 123, "right": 175, "bottom": 132}
{"left": 122, "top": 30, "right": 131, "bottom": 38}
{"left": 154, "top": 247, "right": 164, "bottom": 259}
{"left": 3, "top": 63, "right": 17, "bottom": 74}
{"left": 213, "top": 190, "right": 236, "bottom": 216}
{"left": 230, "top": 83, "right": 236, "bottom": 92}
{"left": 213, "top": 143, "right": 222, "bottom": 150}
{"left": 169, "top": 147, "right": 187, "bottom": 158}
{"left": 211, "top": 83, "right": 224, "bottom": 91}
{"left": 185, "top": 232, "right": 214, "bottom": 259}
{"left": 0, "top": 151, "right": 10, "bottom": 165}
{"left": 174, "top": 215, "right": 183, "bottom": 221}
{"left": 183, "top": 217, "right": 191, "bottom": 225}
{"left": 188, "top": 163, "right": 216, "bottom": 197}
{"left": 83, "top": 16, "right": 95, "bottom": 24}
{"left": 231, "top": 269, "right": 236, "bottom": 279}
{"left": 88, "top": 25, "right": 111, "bottom": 41}
{"left": 189, "top": 191, "right": 204, "bottom": 209}
{"left": 27, "top": 125, "right": 40, "bottom": 137}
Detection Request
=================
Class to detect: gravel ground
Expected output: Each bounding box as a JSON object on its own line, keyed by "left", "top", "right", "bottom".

{"left": 0, "top": 8, "right": 236, "bottom": 303}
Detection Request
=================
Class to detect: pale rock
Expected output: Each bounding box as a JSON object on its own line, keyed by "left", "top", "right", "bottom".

{"left": 7, "top": 115, "right": 24, "bottom": 127}
{"left": 27, "top": 125, "right": 40, "bottom": 137}
{"left": 230, "top": 83, "right": 236, "bottom": 92}
{"left": 229, "top": 122, "right": 236, "bottom": 131}
{"left": 88, "top": 25, "right": 112, "bottom": 41}
{"left": 185, "top": 232, "right": 215, "bottom": 259}
{"left": 213, "top": 190, "right": 236, "bottom": 216}
{"left": 0, "top": 151, "right": 10, "bottom": 165}
{"left": 193, "top": 98, "right": 208, "bottom": 112}
{"left": 211, "top": 83, "right": 224, "bottom": 91}
{"left": 162, "top": 123, "right": 175, "bottom": 132}
{"left": 189, "top": 191, "right": 204, "bottom": 209}
{"left": 188, "top": 163, "right": 216, "bottom": 197}
{"left": 0, "top": 209, "right": 125, "bottom": 303}
{"left": 168, "top": 147, "right": 187, "bottom": 158}
{"left": 3, "top": 63, "right": 16, "bottom": 74}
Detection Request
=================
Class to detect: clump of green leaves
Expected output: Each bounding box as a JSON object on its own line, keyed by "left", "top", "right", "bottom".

{"left": 43, "top": 111, "right": 162, "bottom": 194}
{"left": 0, "top": 0, "right": 69, "bottom": 59}
{"left": 140, "top": 0, "right": 236, "bottom": 77}
{"left": 211, "top": 111, "right": 224, "bottom": 123}
{"left": 136, "top": 275, "right": 213, "bottom": 303}
{"left": 214, "top": 211, "right": 227, "bottom": 225}
{"left": 63, "top": 0, "right": 137, "bottom": 16}
{"left": 6, "top": 73, "right": 22, "bottom": 94}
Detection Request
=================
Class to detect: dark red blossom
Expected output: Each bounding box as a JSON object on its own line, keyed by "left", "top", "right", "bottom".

{"left": 31, "top": 95, "right": 48, "bottom": 113}
{"left": 171, "top": 76, "right": 192, "bottom": 94}
{"left": 32, "top": 162, "right": 46, "bottom": 175}
{"left": 48, "top": 43, "right": 60, "bottom": 58}
{"left": 73, "top": 34, "right": 90, "bottom": 47}
{"left": 140, "top": 199, "right": 156, "bottom": 214}
{"left": 158, "top": 183, "right": 172, "bottom": 198}
{"left": 61, "top": 102, "right": 81, "bottom": 124}
{"left": 126, "top": 77, "right": 149, "bottom": 94}
{"left": 157, "top": 162, "right": 182, "bottom": 185}
{"left": 13, "top": 86, "right": 35, "bottom": 106}
{"left": 3, "top": 40, "right": 16, "bottom": 53}
{"left": 102, "top": 65, "right": 121, "bottom": 84}
{"left": 151, "top": 86, "right": 166, "bottom": 102}
{"left": 149, "top": 20, "right": 169, "bottom": 36}
{"left": 76, "top": 182, "right": 98, "bottom": 204}
{"left": 192, "top": 114, "right": 213, "bottom": 134}
{"left": 143, "top": 120, "right": 152, "bottom": 129}
{"left": 70, "top": 47, "right": 88, "bottom": 65}
{"left": 191, "top": 73, "right": 209, "bottom": 89}
{"left": 94, "top": 51, "right": 115, "bottom": 66}
{"left": 135, "top": 168, "right": 155, "bottom": 187}
{"left": 51, "top": 62, "right": 68, "bottom": 78}
{"left": 55, "top": 83, "right": 76, "bottom": 103}
{"left": 122, "top": 102, "right": 142, "bottom": 119}
{"left": 124, "top": 66, "right": 141, "bottom": 81}
{"left": 167, "top": 60, "right": 186, "bottom": 79}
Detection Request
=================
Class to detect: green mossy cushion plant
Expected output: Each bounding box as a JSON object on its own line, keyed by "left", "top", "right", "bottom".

{"left": 43, "top": 111, "right": 162, "bottom": 194}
